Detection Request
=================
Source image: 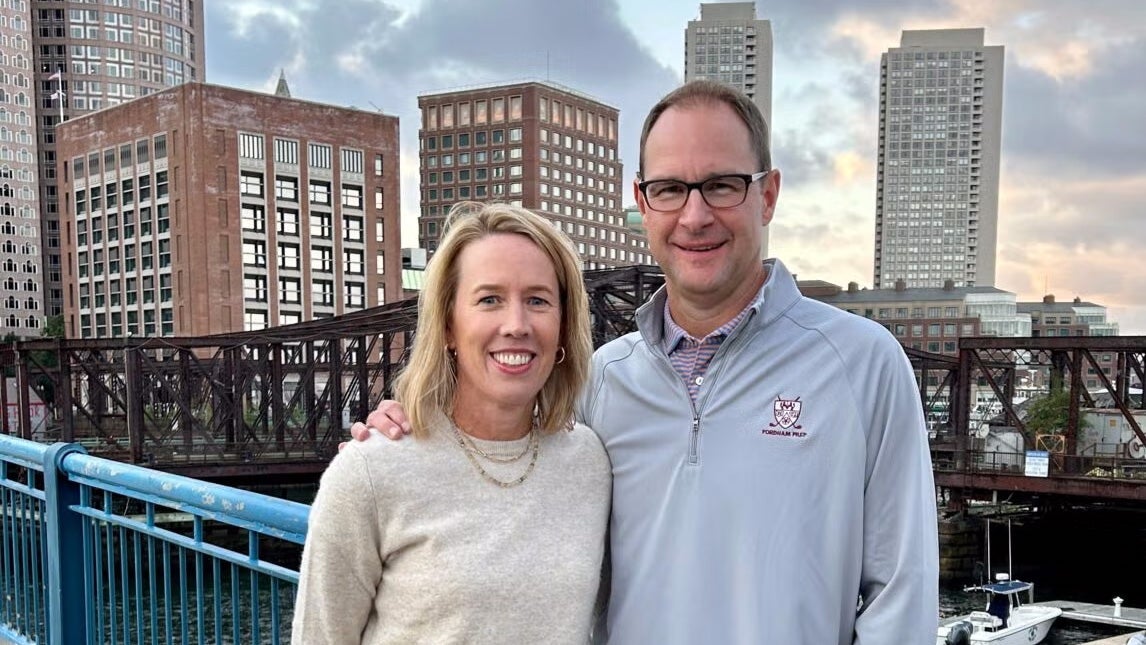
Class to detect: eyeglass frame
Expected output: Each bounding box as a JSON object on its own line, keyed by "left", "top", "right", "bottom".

{"left": 636, "top": 170, "right": 771, "bottom": 212}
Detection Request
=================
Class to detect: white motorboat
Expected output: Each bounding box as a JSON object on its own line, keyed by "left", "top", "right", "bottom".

{"left": 936, "top": 574, "right": 1062, "bottom": 644}
{"left": 936, "top": 518, "right": 1061, "bottom": 644}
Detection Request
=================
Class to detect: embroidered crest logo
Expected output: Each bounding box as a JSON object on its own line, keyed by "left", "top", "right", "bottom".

{"left": 769, "top": 396, "right": 803, "bottom": 430}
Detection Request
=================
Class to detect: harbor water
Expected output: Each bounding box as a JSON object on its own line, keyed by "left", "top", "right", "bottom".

{"left": 939, "top": 507, "right": 1146, "bottom": 644}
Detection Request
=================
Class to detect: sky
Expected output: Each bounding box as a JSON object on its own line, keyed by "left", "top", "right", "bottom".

{"left": 203, "top": 0, "right": 1146, "bottom": 335}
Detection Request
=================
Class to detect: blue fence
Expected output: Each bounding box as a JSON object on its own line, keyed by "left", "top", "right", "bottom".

{"left": 0, "top": 434, "right": 310, "bottom": 645}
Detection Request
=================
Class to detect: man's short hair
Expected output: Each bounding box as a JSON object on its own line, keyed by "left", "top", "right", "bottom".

{"left": 638, "top": 80, "right": 771, "bottom": 177}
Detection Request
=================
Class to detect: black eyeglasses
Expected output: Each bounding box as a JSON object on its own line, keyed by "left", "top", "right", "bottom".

{"left": 637, "top": 171, "right": 769, "bottom": 212}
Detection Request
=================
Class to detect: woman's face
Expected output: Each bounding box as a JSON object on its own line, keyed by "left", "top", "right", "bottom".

{"left": 447, "top": 233, "right": 563, "bottom": 416}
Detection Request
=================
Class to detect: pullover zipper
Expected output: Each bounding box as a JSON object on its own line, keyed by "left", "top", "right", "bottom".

{"left": 688, "top": 415, "right": 700, "bottom": 464}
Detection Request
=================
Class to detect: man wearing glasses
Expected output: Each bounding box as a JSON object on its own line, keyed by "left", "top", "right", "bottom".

{"left": 357, "top": 80, "right": 938, "bottom": 643}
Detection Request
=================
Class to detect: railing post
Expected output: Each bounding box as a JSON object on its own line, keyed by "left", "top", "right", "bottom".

{"left": 43, "top": 441, "right": 89, "bottom": 645}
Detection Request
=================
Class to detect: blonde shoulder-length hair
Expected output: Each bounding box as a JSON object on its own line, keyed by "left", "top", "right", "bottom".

{"left": 394, "top": 201, "right": 592, "bottom": 438}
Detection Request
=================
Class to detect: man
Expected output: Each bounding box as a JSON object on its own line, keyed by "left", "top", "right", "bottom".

{"left": 355, "top": 80, "right": 938, "bottom": 643}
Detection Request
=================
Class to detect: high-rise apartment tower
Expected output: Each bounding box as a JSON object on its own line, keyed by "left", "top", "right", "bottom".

{"left": 684, "top": 2, "right": 774, "bottom": 258}
{"left": 416, "top": 80, "right": 652, "bottom": 269}
{"left": 874, "top": 28, "right": 1004, "bottom": 288}
{"left": 1, "top": 0, "right": 44, "bottom": 338}
{"left": 31, "top": 0, "right": 206, "bottom": 319}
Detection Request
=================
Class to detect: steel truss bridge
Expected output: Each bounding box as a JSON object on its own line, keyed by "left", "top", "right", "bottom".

{"left": 2, "top": 265, "right": 1144, "bottom": 498}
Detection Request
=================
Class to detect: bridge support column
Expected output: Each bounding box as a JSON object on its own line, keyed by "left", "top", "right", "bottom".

{"left": 938, "top": 514, "right": 982, "bottom": 584}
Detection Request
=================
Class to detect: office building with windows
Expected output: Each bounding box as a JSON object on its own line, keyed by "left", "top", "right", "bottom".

{"left": 416, "top": 80, "right": 652, "bottom": 269}
{"left": 804, "top": 278, "right": 1029, "bottom": 356}
{"left": 684, "top": 1, "right": 773, "bottom": 258}
{"left": 57, "top": 82, "right": 401, "bottom": 338}
{"left": 874, "top": 28, "right": 1004, "bottom": 289}
{"left": 30, "top": 0, "right": 205, "bottom": 319}
{"left": 1018, "top": 295, "right": 1119, "bottom": 338}
{"left": 1, "top": 0, "right": 45, "bottom": 338}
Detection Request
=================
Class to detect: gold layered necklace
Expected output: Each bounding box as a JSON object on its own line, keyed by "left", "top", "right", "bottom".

{"left": 449, "top": 418, "right": 540, "bottom": 488}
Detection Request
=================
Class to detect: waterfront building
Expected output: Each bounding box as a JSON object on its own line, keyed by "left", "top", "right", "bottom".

{"left": 416, "top": 81, "right": 652, "bottom": 269}
{"left": 874, "top": 28, "right": 1004, "bottom": 289}
{"left": 1018, "top": 295, "right": 1119, "bottom": 338}
{"left": 804, "top": 278, "right": 1028, "bottom": 356}
{"left": 30, "top": 0, "right": 206, "bottom": 319}
{"left": 1019, "top": 295, "right": 1120, "bottom": 389}
{"left": 1, "top": 0, "right": 43, "bottom": 338}
{"left": 57, "top": 82, "right": 401, "bottom": 338}
{"left": 684, "top": 1, "right": 773, "bottom": 258}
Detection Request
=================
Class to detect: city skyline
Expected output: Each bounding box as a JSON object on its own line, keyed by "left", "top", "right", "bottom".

{"left": 202, "top": 0, "right": 1146, "bottom": 334}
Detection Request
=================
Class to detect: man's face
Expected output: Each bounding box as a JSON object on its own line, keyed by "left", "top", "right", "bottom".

{"left": 635, "top": 102, "right": 779, "bottom": 313}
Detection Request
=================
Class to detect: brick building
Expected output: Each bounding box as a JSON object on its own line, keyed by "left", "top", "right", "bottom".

{"left": 57, "top": 82, "right": 401, "bottom": 338}
{"left": 416, "top": 80, "right": 651, "bottom": 269}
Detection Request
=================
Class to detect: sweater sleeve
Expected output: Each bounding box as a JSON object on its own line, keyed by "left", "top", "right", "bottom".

{"left": 853, "top": 336, "right": 940, "bottom": 644}
{"left": 291, "top": 443, "right": 385, "bottom": 644}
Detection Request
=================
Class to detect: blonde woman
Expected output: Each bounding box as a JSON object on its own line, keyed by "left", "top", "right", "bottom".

{"left": 291, "top": 202, "right": 610, "bottom": 644}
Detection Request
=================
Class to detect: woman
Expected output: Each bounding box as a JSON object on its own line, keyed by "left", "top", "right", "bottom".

{"left": 291, "top": 202, "right": 610, "bottom": 644}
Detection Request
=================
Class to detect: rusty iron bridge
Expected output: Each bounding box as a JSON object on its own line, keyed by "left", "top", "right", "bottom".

{"left": 2, "top": 265, "right": 1144, "bottom": 506}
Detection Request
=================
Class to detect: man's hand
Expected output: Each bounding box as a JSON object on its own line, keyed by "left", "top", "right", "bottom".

{"left": 339, "top": 400, "right": 412, "bottom": 451}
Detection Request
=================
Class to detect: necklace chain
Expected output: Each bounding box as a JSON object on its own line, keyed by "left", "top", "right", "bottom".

{"left": 449, "top": 421, "right": 540, "bottom": 488}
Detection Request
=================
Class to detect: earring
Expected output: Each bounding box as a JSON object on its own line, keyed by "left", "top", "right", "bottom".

{"left": 555, "top": 347, "right": 566, "bottom": 364}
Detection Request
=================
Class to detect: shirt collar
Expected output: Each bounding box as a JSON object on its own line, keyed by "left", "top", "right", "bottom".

{"left": 662, "top": 295, "right": 756, "bottom": 355}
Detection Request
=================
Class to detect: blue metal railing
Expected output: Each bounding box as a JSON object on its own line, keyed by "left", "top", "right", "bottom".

{"left": 0, "top": 435, "right": 310, "bottom": 645}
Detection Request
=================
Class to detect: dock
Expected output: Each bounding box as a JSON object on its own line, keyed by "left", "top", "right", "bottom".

{"left": 1033, "top": 600, "right": 1146, "bottom": 629}
{"left": 1080, "top": 631, "right": 1143, "bottom": 645}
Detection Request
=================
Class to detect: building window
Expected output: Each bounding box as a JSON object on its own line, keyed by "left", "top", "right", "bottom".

{"left": 274, "top": 138, "right": 299, "bottom": 165}
{"left": 278, "top": 243, "right": 300, "bottom": 270}
{"left": 310, "top": 212, "right": 332, "bottom": 239}
{"left": 242, "top": 241, "right": 266, "bottom": 267}
{"left": 313, "top": 280, "right": 334, "bottom": 307}
{"left": 374, "top": 154, "right": 383, "bottom": 177}
{"left": 341, "top": 148, "right": 364, "bottom": 174}
{"left": 244, "top": 310, "right": 268, "bottom": 332}
{"left": 341, "top": 184, "right": 363, "bottom": 209}
{"left": 312, "top": 246, "right": 334, "bottom": 273}
{"left": 279, "top": 277, "right": 301, "bottom": 304}
{"left": 343, "top": 215, "right": 364, "bottom": 242}
{"left": 243, "top": 274, "right": 267, "bottom": 302}
{"left": 241, "top": 204, "right": 265, "bottom": 232}
{"left": 275, "top": 176, "right": 298, "bottom": 202}
{"left": 240, "top": 172, "right": 263, "bottom": 197}
{"left": 345, "top": 282, "right": 365, "bottom": 308}
{"left": 239, "top": 132, "right": 264, "bottom": 159}
{"left": 309, "top": 180, "right": 331, "bottom": 205}
{"left": 344, "top": 249, "right": 364, "bottom": 275}
{"left": 276, "top": 208, "right": 299, "bottom": 236}
{"left": 308, "top": 143, "right": 332, "bottom": 169}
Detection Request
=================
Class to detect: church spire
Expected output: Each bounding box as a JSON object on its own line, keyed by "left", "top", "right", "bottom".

{"left": 274, "top": 69, "right": 291, "bottom": 98}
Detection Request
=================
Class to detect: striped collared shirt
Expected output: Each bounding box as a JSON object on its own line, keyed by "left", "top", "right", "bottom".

{"left": 662, "top": 300, "right": 753, "bottom": 402}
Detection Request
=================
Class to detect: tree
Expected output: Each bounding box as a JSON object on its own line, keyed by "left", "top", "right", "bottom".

{"left": 41, "top": 315, "right": 64, "bottom": 339}
{"left": 1026, "top": 389, "right": 1090, "bottom": 436}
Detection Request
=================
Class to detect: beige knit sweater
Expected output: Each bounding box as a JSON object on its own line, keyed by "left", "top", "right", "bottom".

{"left": 291, "top": 421, "right": 611, "bottom": 644}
